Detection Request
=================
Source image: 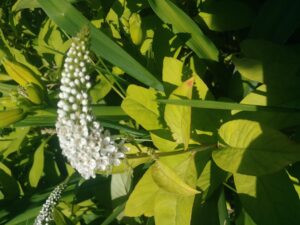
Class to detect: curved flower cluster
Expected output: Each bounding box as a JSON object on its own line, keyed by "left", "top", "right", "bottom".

{"left": 56, "top": 30, "right": 127, "bottom": 179}
{"left": 34, "top": 184, "right": 65, "bottom": 225}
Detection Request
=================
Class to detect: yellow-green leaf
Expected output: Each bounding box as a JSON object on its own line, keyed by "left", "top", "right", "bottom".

{"left": 152, "top": 160, "right": 199, "bottom": 196}
{"left": 213, "top": 120, "right": 300, "bottom": 176}
{"left": 150, "top": 129, "right": 177, "bottom": 152}
{"left": 122, "top": 85, "right": 162, "bottom": 130}
{"left": 125, "top": 166, "right": 159, "bottom": 217}
{"left": 154, "top": 191, "right": 194, "bottom": 225}
{"left": 29, "top": 137, "right": 50, "bottom": 187}
{"left": 162, "top": 57, "right": 183, "bottom": 87}
{"left": 0, "top": 108, "right": 26, "bottom": 128}
{"left": 129, "top": 13, "right": 143, "bottom": 45}
{"left": 2, "top": 59, "right": 44, "bottom": 89}
{"left": 164, "top": 78, "right": 194, "bottom": 149}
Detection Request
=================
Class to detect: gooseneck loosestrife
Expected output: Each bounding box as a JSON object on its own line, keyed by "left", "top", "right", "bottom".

{"left": 33, "top": 183, "right": 66, "bottom": 225}
{"left": 55, "top": 28, "right": 128, "bottom": 180}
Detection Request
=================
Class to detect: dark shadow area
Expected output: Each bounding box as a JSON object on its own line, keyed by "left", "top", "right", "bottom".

{"left": 237, "top": 170, "right": 300, "bottom": 225}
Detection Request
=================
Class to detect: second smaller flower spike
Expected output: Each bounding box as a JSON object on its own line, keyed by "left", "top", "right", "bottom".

{"left": 34, "top": 183, "right": 66, "bottom": 225}
{"left": 56, "top": 28, "right": 128, "bottom": 180}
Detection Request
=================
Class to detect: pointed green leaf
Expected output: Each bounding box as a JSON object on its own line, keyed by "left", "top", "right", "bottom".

{"left": 234, "top": 171, "right": 300, "bottom": 225}
{"left": 0, "top": 127, "right": 30, "bottom": 158}
{"left": 111, "top": 171, "right": 132, "bottom": 201}
{"left": 150, "top": 129, "right": 177, "bottom": 152}
{"left": 29, "top": 137, "right": 50, "bottom": 187}
{"left": 122, "top": 85, "right": 162, "bottom": 130}
{"left": 148, "top": 0, "right": 218, "bottom": 61}
{"left": 193, "top": 73, "right": 214, "bottom": 100}
{"left": 125, "top": 167, "right": 159, "bottom": 217}
{"left": 37, "top": 0, "right": 163, "bottom": 90}
{"left": 152, "top": 160, "right": 199, "bottom": 196}
{"left": 53, "top": 208, "right": 73, "bottom": 225}
{"left": 164, "top": 78, "right": 194, "bottom": 149}
{"left": 0, "top": 169, "right": 20, "bottom": 199}
{"left": 213, "top": 120, "right": 300, "bottom": 175}
{"left": 196, "top": 160, "right": 227, "bottom": 200}
{"left": 154, "top": 191, "right": 194, "bottom": 225}
{"left": 162, "top": 57, "right": 183, "bottom": 86}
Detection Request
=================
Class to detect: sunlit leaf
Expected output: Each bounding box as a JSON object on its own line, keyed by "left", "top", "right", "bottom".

{"left": 125, "top": 166, "right": 159, "bottom": 217}
{"left": 154, "top": 191, "right": 194, "bottom": 225}
{"left": 29, "top": 137, "right": 50, "bottom": 187}
{"left": 162, "top": 57, "right": 183, "bottom": 87}
{"left": 164, "top": 77, "right": 194, "bottom": 149}
{"left": 213, "top": 120, "right": 300, "bottom": 175}
{"left": 152, "top": 160, "right": 199, "bottom": 196}
{"left": 122, "top": 85, "right": 162, "bottom": 130}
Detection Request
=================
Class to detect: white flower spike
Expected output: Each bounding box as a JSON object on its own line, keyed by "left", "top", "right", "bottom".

{"left": 56, "top": 28, "right": 128, "bottom": 180}
{"left": 34, "top": 184, "right": 65, "bottom": 225}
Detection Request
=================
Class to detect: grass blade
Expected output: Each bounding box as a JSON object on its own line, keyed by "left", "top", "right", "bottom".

{"left": 36, "top": 0, "right": 163, "bottom": 90}
{"left": 148, "top": 0, "right": 219, "bottom": 61}
{"left": 157, "top": 99, "right": 300, "bottom": 113}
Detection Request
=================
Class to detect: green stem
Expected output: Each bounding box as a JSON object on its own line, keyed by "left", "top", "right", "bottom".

{"left": 126, "top": 144, "right": 217, "bottom": 159}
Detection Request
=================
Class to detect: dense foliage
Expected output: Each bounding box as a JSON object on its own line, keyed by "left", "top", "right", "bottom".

{"left": 0, "top": 0, "right": 300, "bottom": 225}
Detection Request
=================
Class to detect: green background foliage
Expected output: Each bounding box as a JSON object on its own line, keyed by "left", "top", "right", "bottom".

{"left": 0, "top": 0, "right": 300, "bottom": 224}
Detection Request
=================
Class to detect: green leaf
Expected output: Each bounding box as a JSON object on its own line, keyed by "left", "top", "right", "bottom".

{"left": 213, "top": 120, "right": 300, "bottom": 176}
{"left": 232, "top": 85, "right": 300, "bottom": 129}
{"left": 152, "top": 160, "right": 199, "bottom": 196}
{"left": 111, "top": 171, "right": 132, "bottom": 201}
{"left": 53, "top": 208, "right": 73, "bottom": 225}
{"left": 29, "top": 137, "right": 50, "bottom": 187}
{"left": 196, "top": 160, "right": 227, "bottom": 200}
{"left": 150, "top": 129, "right": 177, "bottom": 152}
{"left": 162, "top": 57, "right": 183, "bottom": 86}
{"left": 217, "top": 188, "right": 229, "bottom": 225}
{"left": 232, "top": 57, "right": 263, "bottom": 83}
{"left": 193, "top": 73, "right": 214, "bottom": 100}
{"left": 199, "top": 0, "right": 255, "bottom": 32}
{"left": 148, "top": 0, "right": 218, "bottom": 61}
{"left": 236, "top": 208, "right": 257, "bottom": 225}
{"left": 35, "top": 19, "right": 70, "bottom": 67}
{"left": 0, "top": 163, "right": 11, "bottom": 176}
{"left": 37, "top": 0, "right": 163, "bottom": 90}
{"left": 191, "top": 191, "right": 220, "bottom": 225}
{"left": 0, "top": 169, "right": 20, "bottom": 200}
{"left": 0, "top": 127, "right": 30, "bottom": 158}
{"left": 122, "top": 85, "right": 162, "bottom": 130}
{"left": 158, "top": 98, "right": 300, "bottom": 113}
{"left": 249, "top": 0, "right": 300, "bottom": 43}
{"left": 154, "top": 191, "right": 194, "bottom": 225}
{"left": 12, "top": 0, "right": 39, "bottom": 11}
{"left": 125, "top": 166, "right": 159, "bottom": 217}
{"left": 164, "top": 78, "right": 194, "bottom": 149}
{"left": 234, "top": 171, "right": 300, "bottom": 225}
{"left": 5, "top": 206, "right": 40, "bottom": 225}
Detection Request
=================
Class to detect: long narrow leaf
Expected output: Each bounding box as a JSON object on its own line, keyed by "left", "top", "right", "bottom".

{"left": 157, "top": 99, "right": 300, "bottom": 113}
{"left": 36, "top": 0, "right": 163, "bottom": 90}
{"left": 148, "top": 0, "right": 219, "bottom": 61}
